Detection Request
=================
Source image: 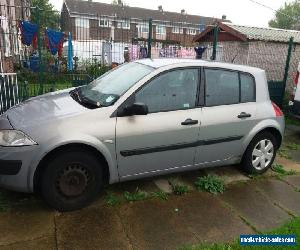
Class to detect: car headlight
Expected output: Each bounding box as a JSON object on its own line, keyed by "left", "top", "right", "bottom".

{"left": 0, "top": 130, "right": 37, "bottom": 147}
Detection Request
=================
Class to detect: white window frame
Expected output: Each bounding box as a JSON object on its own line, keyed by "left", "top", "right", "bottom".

{"left": 75, "top": 18, "right": 90, "bottom": 28}
{"left": 156, "top": 25, "right": 166, "bottom": 35}
{"left": 172, "top": 26, "right": 183, "bottom": 34}
{"left": 117, "top": 20, "right": 130, "bottom": 30}
{"left": 138, "top": 24, "right": 149, "bottom": 34}
{"left": 187, "top": 28, "right": 197, "bottom": 35}
{"left": 99, "top": 18, "right": 110, "bottom": 27}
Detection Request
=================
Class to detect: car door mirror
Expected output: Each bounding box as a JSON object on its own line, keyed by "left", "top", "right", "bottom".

{"left": 123, "top": 103, "right": 149, "bottom": 116}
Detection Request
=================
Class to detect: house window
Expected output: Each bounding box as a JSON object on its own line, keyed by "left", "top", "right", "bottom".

{"left": 75, "top": 18, "right": 89, "bottom": 28}
{"left": 117, "top": 20, "right": 130, "bottom": 29}
{"left": 172, "top": 27, "right": 183, "bottom": 34}
{"left": 138, "top": 24, "right": 149, "bottom": 33}
{"left": 187, "top": 28, "right": 197, "bottom": 35}
{"left": 156, "top": 25, "right": 166, "bottom": 35}
{"left": 99, "top": 18, "right": 110, "bottom": 27}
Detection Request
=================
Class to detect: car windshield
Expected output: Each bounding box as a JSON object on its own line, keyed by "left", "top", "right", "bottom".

{"left": 78, "top": 62, "right": 154, "bottom": 107}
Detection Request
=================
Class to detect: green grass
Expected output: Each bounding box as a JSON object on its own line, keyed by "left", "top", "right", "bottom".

{"left": 151, "top": 191, "right": 169, "bottom": 201}
{"left": 169, "top": 181, "right": 190, "bottom": 195}
{"left": 278, "top": 148, "right": 292, "bottom": 160}
{"left": 194, "top": 175, "right": 225, "bottom": 194}
{"left": 0, "top": 190, "right": 37, "bottom": 212}
{"left": 286, "top": 143, "right": 300, "bottom": 151}
{"left": 180, "top": 217, "right": 300, "bottom": 250}
{"left": 123, "top": 188, "right": 148, "bottom": 202}
{"left": 105, "top": 192, "right": 121, "bottom": 206}
{"left": 272, "top": 164, "right": 296, "bottom": 176}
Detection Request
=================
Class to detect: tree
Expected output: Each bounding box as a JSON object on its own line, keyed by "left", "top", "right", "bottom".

{"left": 31, "top": 0, "right": 60, "bottom": 30}
{"left": 269, "top": 0, "right": 300, "bottom": 30}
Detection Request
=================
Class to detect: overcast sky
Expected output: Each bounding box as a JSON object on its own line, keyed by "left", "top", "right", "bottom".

{"left": 50, "top": 0, "right": 291, "bottom": 27}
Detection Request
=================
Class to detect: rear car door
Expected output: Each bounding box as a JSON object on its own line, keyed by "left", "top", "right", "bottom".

{"left": 194, "top": 68, "right": 257, "bottom": 166}
{"left": 116, "top": 68, "right": 202, "bottom": 180}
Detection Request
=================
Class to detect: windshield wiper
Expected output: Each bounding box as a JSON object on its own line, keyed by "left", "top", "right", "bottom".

{"left": 70, "top": 88, "right": 100, "bottom": 109}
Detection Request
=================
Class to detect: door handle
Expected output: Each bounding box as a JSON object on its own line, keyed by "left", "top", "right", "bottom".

{"left": 181, "top": 118, "right": 199, "bottom": 126}
{"left": 238, "top": 112, "right": 252, "bottom": 119}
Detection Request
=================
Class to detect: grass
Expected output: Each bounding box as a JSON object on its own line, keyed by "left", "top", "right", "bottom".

{"left": 123, "top": 188, "right": 148, "bottom": 202}
{"left": 151, "top": 191, "right": 169, "bottom": 201}
{"left": 180, "top": 217, "right": 300, "bottom": 250}
{"left": 278, "top": 148, "right": 292, "bottom": 160}
{"left": 286, "top": 143, "right": 300, "bottom": 151}
{"left": 272, "top": 164, "right": 296, "bottom": 176}
{"left": 194, "top": 175, "right": 225, "bottom": 194}
{"left": 105, "top": 192, "right": 121, "bottom": 206}
{"left": 169, "top": 180, "right": 190, "bottom": 195}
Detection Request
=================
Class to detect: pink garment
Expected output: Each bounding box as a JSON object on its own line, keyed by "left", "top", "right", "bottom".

{"left": 128, "top": 44, "right": 140, "bottom": 61}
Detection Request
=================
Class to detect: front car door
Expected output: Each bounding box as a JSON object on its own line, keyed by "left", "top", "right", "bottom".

{"left": 116, "top": 68, "right": 202, "bottom": 181}
{"left": 194, "top": 68, "right": 258, "bottom": 167}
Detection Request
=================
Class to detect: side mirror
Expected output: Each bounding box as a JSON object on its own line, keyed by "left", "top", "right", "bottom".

{"left": 123, "top": 102, "right": 149, "bottom": 116}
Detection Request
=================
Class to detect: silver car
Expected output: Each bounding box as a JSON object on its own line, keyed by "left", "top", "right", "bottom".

{"left": 0, "top": 59, "right": 285, "bottom": 211}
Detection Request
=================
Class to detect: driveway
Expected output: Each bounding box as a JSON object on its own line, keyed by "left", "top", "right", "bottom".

{"left": 0, "top": 124, "right": 300, "bottom": 250}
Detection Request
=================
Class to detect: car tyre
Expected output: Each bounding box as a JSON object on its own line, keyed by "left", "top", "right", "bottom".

{"left": 242, "top": 132, "right": 277, "bottom": 174}
{"left": 41, "top": 149, "right": 103, "bottom": 212}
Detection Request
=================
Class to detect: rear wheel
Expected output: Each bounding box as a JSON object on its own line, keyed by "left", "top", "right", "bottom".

{"left": 242, "top": 132, "right": 277, "bottom": 174}
{"left": 41, "top": 149, "right": 103, "bottom": 212}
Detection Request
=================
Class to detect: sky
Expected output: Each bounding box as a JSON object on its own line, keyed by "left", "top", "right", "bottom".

{"left": 49, "top": 0, "right": 291, "bottom": 27}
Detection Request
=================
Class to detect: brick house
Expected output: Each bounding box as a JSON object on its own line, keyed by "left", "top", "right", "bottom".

{"left": 61, "top": 0, "right": 225, "bottom": 46}
{"left": 193, "top": 22, "right": 300, "bottom": 90}
{"left": 0, "top": 0, "right": 31, "bottom": 72}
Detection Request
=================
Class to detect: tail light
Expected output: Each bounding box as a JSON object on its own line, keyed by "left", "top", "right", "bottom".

{"left": 272, "top": 102, "right": 283, "bottom": 117}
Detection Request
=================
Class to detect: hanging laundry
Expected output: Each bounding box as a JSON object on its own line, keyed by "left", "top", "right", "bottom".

{"left": 67, "top": 32, "right": 73, "bottom": 71}
{"left": 128, "top": 44, "right": 139, "bottom": 61}
{"left": 19, "top": 21, "right": 38, "bottom": 48}
{"left": 0, "top": 16, "right": 11, "bottom": 57}
{"left": 45, "top": 28, "right": 64, "bottom": 56}
{"left": 140, "top": 47, "right": 148, "bottom": 59}
{"left": 194, "top": 46, "right": 207, "bottom": 59}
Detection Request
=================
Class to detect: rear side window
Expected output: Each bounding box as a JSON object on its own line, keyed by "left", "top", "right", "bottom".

{"left": 240, "top": 73, "right": 255, "bottom": 102}
{"left": 205, "top": 69, "right": 239, "bottom": 106}
{"left": 204, "top": 69, "right": 256, "bottom": 107}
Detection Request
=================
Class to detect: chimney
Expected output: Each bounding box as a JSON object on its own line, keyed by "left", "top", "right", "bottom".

{"left": 158, "top": 5, "right": 163, "bottom": 12}
{"left": 222, "top": 15, "right": 227, "bottom": 21}
{"left": 181, "top": 9, "right": 186, "bottom": 15}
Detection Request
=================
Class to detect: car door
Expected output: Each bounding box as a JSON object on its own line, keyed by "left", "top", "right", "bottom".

{"left": 194, "top": 68, "right": 257, "bottom": 166}
{"left": 116, "top": 68, "right": 202, "bottom": 180}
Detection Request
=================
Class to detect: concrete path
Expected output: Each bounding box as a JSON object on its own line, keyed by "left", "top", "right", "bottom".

{"left": 1, "top": 175, "right": 300, "bottom": 250}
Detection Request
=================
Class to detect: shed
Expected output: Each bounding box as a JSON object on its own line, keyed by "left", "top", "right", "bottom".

{"left": 193, "top": 22, "right": 300, "bottom": 91}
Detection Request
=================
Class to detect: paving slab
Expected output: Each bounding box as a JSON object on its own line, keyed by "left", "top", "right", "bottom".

{"left": 108, "top": 178, "right": 160, "bottom": 195}
{"left": 118, "top": 192, "right": 252, "bottom": 250}
{"left": 275, "top": 157, "right": 300, "bottom": 172}
{"left": 0, "top": 203, "right": 54, "bottom": 246}
{"left": 0, "top": 236, "right": 56, "bottom": 250}
{"left": 205, "top": 166, "right": 250, "bottom": 185}
{"left": 220, "top": 182, "right": 290, "bottom": 231}
{"left": 153, "top": 178, "right": 172, "bottom": 193}
{"left": 283, "top": 175, "right": 300, "bottom": 188}
{"left": 256, "top": 179, "right": 300, "bottom": 216}
{"left": 55, "top": 205, "right": 132, "bottom": 250}
{"left": 174, "top": 193, "right": 253, "bottom": 243}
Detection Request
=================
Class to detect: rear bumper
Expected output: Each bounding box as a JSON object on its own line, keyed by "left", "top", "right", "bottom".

{"left": 0, "top": 160, "right": 22, "bottom": 175}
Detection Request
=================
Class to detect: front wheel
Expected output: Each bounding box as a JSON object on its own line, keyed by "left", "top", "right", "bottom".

{"left": 41, "top": 149, "right": 103, "bottom": 212}
{"left": 242, "top": 132, "right": 277, "bottom": 174}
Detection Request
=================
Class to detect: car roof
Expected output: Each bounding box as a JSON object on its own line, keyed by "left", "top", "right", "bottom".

{"left": 136, "top": 58, "right": 264, "bottom": 73}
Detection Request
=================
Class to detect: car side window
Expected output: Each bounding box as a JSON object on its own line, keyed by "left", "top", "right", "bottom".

{"left": 241, "top": 73, "right": 256, "bottom": 102}
{"left": 135, "top": 69, "right": 199, "bottom": 113}
{"left": 205, "top": 69, "right": 239, "bottom": 106}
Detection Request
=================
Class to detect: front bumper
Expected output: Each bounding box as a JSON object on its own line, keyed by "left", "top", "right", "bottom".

{"left": 0, "top": 145, "right": 39, "bottom": 193}
{"left": 290, "top": 100, "right": 300, "bottom": 120}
